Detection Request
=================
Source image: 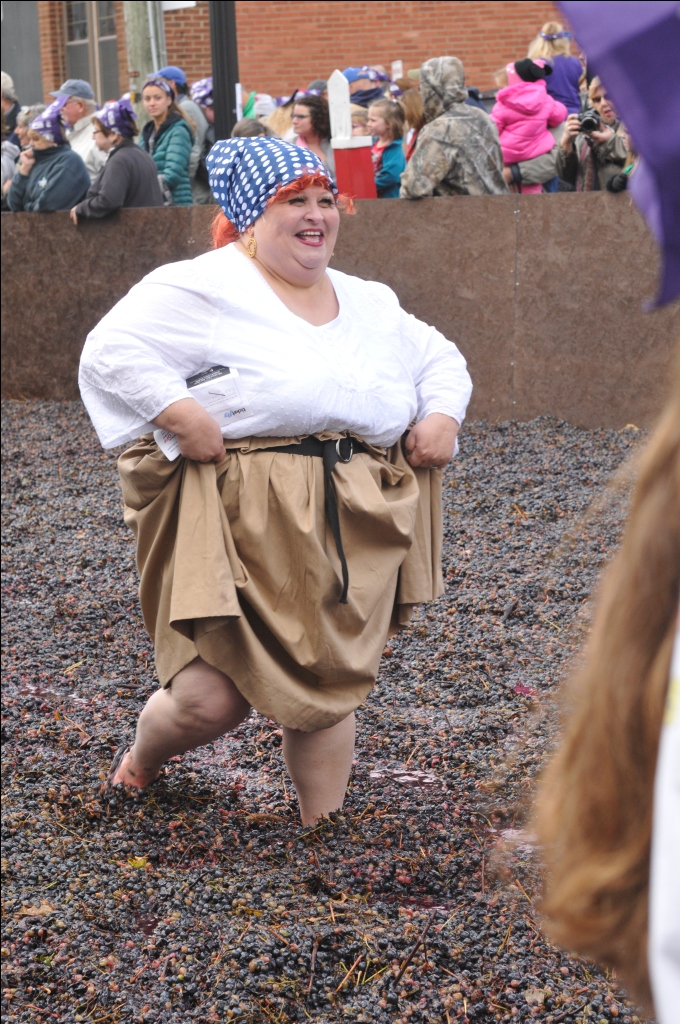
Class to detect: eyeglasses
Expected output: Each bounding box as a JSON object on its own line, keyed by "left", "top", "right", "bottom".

{"left": 291, "top": 113, "right": 311, "bottom": 121}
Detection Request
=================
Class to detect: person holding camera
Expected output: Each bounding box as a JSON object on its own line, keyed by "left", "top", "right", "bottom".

{"left": 556, "top": 76, "right": 628, "bottom": 190}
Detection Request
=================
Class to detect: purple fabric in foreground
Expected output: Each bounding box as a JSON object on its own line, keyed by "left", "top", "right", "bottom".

{"left": 558, "top": 1, "right": 680, "bottom": 305}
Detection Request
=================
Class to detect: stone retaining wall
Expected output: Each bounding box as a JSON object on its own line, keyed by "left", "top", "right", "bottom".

{"left": 2, "top": 193, "right": 677, "bottom": 427}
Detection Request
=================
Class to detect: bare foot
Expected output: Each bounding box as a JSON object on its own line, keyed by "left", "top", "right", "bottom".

{"left": 111, "top": 749, "right": 157, "bottom": 789}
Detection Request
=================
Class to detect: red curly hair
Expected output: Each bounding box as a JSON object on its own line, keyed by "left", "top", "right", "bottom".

{"left": 211, "top": 171, "right": 354, "bottom": 249}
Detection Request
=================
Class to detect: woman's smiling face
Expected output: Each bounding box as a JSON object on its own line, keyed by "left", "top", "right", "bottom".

{"left": 246, "top": 186, "right": 340, "bottom": 284}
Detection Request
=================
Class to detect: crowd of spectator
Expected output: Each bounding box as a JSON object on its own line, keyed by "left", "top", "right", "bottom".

{"left": 0, "top": 19, "right": 636, "bottom": 219}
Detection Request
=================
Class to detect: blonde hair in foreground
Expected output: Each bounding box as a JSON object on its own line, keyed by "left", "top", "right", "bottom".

{"left": 533, "top": 361, "right": 680, "bottom": 1012}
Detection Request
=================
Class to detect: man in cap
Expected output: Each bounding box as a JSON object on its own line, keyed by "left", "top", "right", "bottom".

{"left": 50, "top": 79, "right": 105, "bottom": 180}
{"left": 157, "top": 65, "right": 211, "bottom": 203}
{"left": 341, "top": 67, "right": 389, "bottom": 108}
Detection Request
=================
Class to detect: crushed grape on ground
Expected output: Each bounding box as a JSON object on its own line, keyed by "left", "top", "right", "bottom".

{"left": 1, "top": 401, "right": 648, "bottom": 1024}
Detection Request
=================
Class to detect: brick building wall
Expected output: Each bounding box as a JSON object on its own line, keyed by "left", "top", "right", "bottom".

{"left": 232, "top": 0, "right": 561, "bottom": 95}
{"left": 161, "top": 0, "right": 563, "bottom": 95}
{"left": 36, "top": 2, "right": 126, "bottom": 100}
{"left": 37, "top": 0, "right": 564, "bottom": 105}
{"left": 163, "top": 0, "right": 213, "bottom": 82}
{"left": 115, "top": 1, "right": 130, "bottom": 99}
{"left": 37, "top": 1, "right": 67, "bottom": 97}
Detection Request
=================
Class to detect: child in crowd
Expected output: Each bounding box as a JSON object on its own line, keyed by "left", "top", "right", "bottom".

{"left": 367, "top": 98, "right": 406, "bottom": 198}
{"left": 528, "top": 20, "right": 583, "bottom": 115}
{"left": 350, "top": 104, "right": 370, "bottom": 136}
{"left": 491, "top": 58, "right": 567, "bottom": 193}
{"left": 399, "top": 87, "right": 426, "bottom": 161}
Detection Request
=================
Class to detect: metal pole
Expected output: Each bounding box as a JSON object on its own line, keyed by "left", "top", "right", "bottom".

{"left": 122, "top": 0, "right": 155, "bottom": 127}
{"left": 147, "top": 0, "right": 160, "bottom": 72}
{"left": 209, "top": 0, "right": 239, "bottom": 140}
{"left": 155, "top": 1, "right": 168, "bottom": 68}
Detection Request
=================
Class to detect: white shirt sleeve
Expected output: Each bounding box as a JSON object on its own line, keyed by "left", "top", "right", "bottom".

{"left": 399, "top": 307, "right": 473, "bottom": 426}
{"left": 79, "top": 274, "right": 218, "bottom": 448}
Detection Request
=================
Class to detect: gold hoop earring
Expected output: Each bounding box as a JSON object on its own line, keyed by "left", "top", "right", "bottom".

{"left": 246, "top": 236, "right": 257, "bottom": 258}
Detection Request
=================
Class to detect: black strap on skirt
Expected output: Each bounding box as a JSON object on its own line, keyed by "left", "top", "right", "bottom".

{"left": 261, "top": 436, "right": 366, "bottom": 604}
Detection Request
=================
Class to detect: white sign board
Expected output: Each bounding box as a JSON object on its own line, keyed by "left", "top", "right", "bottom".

{"left": 161, "top": 1, "right": 196, "bottom": 11}
{"left": 328, "top": 69, "right": 352, "bottom": 142}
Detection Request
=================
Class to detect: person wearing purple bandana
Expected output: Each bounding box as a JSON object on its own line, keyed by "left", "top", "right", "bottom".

{"left": 190, "top": 77, "right": 214, "bottom": 123}
{"left": 70, "top": 96, "right": 163, "bottom": 223}
{"left": 158, "top": 65, "right": 212, "bottom": 204}
{"left": 6, "top": 97, "right": 90, "bottom": 213}
{"left": 139, "top": 75, "right": 194, "bottom": 206}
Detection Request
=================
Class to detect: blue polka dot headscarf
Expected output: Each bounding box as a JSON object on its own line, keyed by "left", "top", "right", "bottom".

{"left": 206, "top": 137, "right": 337, "bottom": 233}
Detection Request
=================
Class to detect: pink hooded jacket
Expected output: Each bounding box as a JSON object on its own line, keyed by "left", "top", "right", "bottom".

{"left": 491, "top": 79, "right": 567, "bottom": 164}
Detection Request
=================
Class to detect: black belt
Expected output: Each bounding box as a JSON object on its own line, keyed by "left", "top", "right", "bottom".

{"left": 261, "top": 436, "right": 367, "bottom": 604}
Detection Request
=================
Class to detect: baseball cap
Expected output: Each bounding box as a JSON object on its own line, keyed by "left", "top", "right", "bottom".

{"left": 158, "top": 65, "right": 187, "bottom": 86}
{"left": 49, "top": 78, "right": 95, "bottom": 100}
{"left": 342, "top": 66, "right": 390, "bottom": 84}
{"left": 342, "top": 67, "right": 371, "bottom": 84}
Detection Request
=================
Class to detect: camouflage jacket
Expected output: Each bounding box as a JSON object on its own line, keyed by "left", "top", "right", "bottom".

{"left": 400, "top": 57, "right": 509, "bottom": 198}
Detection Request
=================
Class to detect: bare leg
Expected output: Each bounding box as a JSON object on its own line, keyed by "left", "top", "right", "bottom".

{"left": 113, "top": 657, "right": 251, "bottom": 788}
{"left": 282, "top": 713, "right": 356, "bottom": 825}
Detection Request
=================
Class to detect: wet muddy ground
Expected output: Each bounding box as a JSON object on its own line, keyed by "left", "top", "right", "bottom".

{"left": 1, "top": 401, "right": 648, "bottom": 1023}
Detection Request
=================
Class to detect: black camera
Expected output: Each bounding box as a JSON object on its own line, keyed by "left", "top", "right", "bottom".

{"left": 578, "top": 107, "right": 601, "bottom": 134}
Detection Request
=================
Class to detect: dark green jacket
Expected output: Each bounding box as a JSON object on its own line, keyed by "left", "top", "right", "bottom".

{"left": 7, "top": 145, "right": 90, "bottom": 212}
{"left": 140, "top": 113, "right": 193, "bottom": 206}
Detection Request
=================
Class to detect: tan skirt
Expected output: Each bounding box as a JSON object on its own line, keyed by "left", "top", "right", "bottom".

{"left": 118, "top": 433, "right": 444, "bottom": 732}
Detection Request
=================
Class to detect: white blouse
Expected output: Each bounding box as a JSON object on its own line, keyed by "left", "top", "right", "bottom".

{"left": 79, "top": 243, "right": 472, "bottom": 449}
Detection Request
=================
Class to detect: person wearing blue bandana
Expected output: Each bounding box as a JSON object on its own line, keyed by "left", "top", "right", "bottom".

{"left": 79, "top": 136, "right": 472, "bottom": 825}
